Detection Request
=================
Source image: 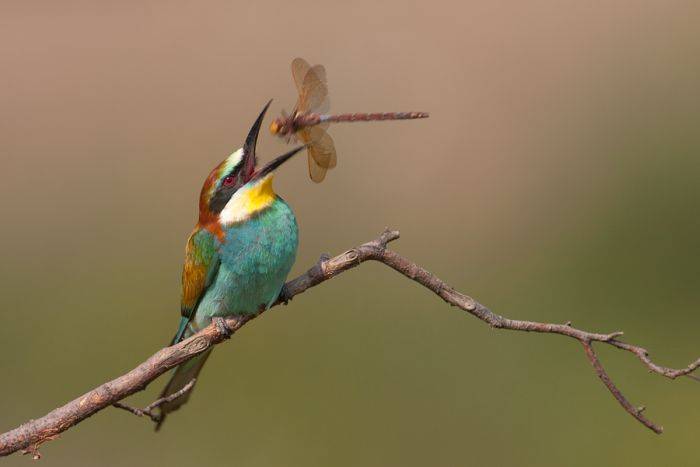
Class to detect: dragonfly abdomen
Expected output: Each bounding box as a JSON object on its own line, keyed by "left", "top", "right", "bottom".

{"left": 319, "top": 112, "right": 429, "bottom": 123}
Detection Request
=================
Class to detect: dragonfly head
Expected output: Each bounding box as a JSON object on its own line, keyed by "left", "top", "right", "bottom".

{"left": 270, "top": 115, "right": 293, "bottom": 137}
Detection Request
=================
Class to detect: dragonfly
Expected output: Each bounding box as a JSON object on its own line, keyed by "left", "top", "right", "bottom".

{"left": 270, "top": 57, "right": 429, "bottom": 183}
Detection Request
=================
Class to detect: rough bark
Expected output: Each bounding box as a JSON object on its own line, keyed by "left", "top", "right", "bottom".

{"left": 1, "top": 229, "right": 698, "bottom": 458}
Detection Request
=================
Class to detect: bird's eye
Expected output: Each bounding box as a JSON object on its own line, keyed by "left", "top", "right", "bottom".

{"left": 223, "top": 175, "right": 235, "bottom": 187}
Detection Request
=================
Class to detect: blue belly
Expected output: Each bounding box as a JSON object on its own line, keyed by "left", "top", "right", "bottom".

{"left": 193, "top": 198, "right": 298, "bottom": 330}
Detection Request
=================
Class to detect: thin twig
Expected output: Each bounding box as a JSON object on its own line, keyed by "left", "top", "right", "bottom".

{"left": 113, "top": 379, "right": 197, "bottom": 423}
{"left": 0, "top": 229, "right": 698, "bottom": 458}
{"left": 581, "top": 341, "right": 661, "bottom": 433}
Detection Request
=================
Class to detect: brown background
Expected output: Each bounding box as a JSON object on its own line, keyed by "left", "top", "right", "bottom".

{"left": 2, "top": 1, "right": 700, "bottom": 465}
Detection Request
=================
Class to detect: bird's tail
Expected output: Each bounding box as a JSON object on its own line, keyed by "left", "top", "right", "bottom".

{"left": 155, "top": 348, "right": 212, "bottom": 431}
{"left": 171, "top": 316, "right": 191, "bottom": 345}
{"left": 155, "top": 318, "right": 212, "bottom": 431}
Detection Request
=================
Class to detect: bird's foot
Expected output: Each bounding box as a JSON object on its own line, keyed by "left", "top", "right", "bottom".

{"left": 318, "top": 253, "right": 332, "bottom": 263}
{"left": 278, "top": 284, "right": 293, "bottom": 305}
{"left": 212, "top": 317, "right": 233, "bottom": 339}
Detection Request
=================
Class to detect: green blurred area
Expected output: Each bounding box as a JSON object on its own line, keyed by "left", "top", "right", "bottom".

{"left": 2, "top": 1, "right": 700, "bottom": 465}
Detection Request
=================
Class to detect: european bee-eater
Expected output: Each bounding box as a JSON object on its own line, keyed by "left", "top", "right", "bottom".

{"left": 156, "top": 101, "right": 304, "bottom": 429}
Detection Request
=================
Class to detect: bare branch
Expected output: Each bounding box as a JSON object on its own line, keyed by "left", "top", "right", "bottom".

{"left": 0, "top": 228, "right": 697, "bottom": 457}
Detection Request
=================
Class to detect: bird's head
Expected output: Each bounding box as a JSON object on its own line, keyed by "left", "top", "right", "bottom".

{"left": 198, "top": 101, "right": 304, "bottom": 231}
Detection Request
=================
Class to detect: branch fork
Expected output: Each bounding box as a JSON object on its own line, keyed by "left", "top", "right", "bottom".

{"left": 113, "top": 379, "right": 197, "bottom": 423}
{"left": 1, "top": 228, "right": 698, "bottom": 458}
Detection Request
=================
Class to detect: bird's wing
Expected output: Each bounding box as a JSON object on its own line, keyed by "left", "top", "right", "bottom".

{"left": 173, "top": 228, "right": 220, "bottom": 343}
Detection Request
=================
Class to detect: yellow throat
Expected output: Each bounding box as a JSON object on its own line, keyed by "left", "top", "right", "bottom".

{"left": 219, "top": 174, "right": 277, "bottom": 225}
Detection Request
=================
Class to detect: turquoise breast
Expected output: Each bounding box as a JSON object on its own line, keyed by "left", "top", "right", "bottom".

{"left": 193, "top": 197, "right": 298, "bottom": 329}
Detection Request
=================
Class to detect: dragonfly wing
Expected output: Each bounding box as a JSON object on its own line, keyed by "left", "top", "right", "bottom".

{"left": 308, "top": 126, "right": 336, "bottom": 168}
{"left": 310, "top": 127, "right": 338, "bottom": 182}
{"left": 291, "top": 58, "right": 331, "bottom": 118}
{"left": 301, "top": 65, "right": 328, "bottom": 113}
{"left": 297, "top": 127, "right": 336, "bottom": 182}
{"left": 307, "top": 153, "right": 327, "bottom": 183}
{"left": 296, "top": 128, "right": 322, "bottom": 182}
{"left": 291, "top": 58, "right": 311, "bottom": 97}
{"left": 308, "top": 64, "right": 326, "bottom": 85}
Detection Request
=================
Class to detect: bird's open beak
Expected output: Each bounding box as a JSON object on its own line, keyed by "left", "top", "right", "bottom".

{"left": 249, "top": 145, "right": 307, "bottom": 183}
{"left": 242, "top": 100, "right": 306, "bottom": 184}
{"left": 241, "top": 100, "right": 272, "bottom": 182}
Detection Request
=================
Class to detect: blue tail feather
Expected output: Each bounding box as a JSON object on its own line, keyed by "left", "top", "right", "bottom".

{"left": 171, "top": 316, "right": 190, "bottom": 345}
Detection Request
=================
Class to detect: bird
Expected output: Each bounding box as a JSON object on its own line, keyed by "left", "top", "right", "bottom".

{"left": 155, "top": 101, "right": 304, "bottom": 429}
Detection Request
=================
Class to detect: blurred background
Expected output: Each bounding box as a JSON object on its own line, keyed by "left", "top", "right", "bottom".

{"left": 2, "top": 1, "right": 700, "bottom": 465}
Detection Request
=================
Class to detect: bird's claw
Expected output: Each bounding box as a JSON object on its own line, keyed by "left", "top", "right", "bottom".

{"left": 318, "top": 253, "right": 331, "bottom": 263}
{"left": 278, "top": 284, "right": 293, "bottom": 305}
{"left": 212, "top": 317, "right": 232, "bottom": 339}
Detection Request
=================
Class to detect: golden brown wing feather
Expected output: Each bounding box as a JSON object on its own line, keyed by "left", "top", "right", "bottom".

{"left": 180, "top": 228, "right": 219, "bottom": 318}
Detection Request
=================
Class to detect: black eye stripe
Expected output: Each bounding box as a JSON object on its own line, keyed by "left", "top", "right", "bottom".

{"left": 209, "top": 184, "right": 237, "bottom": 213}
{"left": 209, "top": 167, "right": 245, "bottom": 213}
{"left": 207, "top": 152, "right": 249, "bottom": 213}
